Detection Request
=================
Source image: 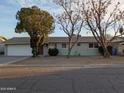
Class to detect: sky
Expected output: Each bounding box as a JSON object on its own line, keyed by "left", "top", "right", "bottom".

{"left": 0, "top": 0, "right": 124, "bottom": 39}
{"left": 0, "top": 0, "right": 67, "bottom": 39}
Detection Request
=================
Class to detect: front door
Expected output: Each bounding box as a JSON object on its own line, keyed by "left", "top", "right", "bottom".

{"left": 38, "top": 46, "right": 43, "bottom": 55}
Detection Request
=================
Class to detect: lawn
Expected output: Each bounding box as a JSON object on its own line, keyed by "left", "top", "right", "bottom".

{"left": 0, "top": 67, "right": 65, "bottom": 78}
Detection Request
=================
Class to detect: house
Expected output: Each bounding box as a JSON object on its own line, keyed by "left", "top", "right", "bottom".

{"left": 117, "top": 41, "right": 124, "bottom": 55}
{"left": 0, "top": 36, "right": 7, "bottom": 55}
{"left": 4, "top": 37, "right": 124, "bottom": 56}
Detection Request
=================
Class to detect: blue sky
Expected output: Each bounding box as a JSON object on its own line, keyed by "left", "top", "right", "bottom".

{"left": 0, "top": 0, "right": 123, "bottom": 39}
{"left": 0, "top": 0, "right": 67, "bottom": 38}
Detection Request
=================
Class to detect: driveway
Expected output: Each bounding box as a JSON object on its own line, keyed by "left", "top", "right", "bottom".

{"left": 0, "top": 56, "right": 28, "bottom": 65}
{"left": 0, "top": 66, "right": 124, "bottom": 93}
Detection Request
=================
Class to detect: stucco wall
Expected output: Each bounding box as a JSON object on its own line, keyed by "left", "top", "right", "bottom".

{"left": 5, "top": 42, "right": 100, "bottom": 56}
{"left": 45, "top": 43, "right": 100, "bottom": 56}
{"left": 117, "top": 45, "right": 124, "bottom": 55}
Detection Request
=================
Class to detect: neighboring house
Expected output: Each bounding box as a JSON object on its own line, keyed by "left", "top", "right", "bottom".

{"left": 0, "top": 42, "right": 4, "bottom": 54}
{"left": 0, "top": 36, "right": 7, "bottom": 55}
{"left": 117, "top": 42, "right": 124, "bottom": 55}
{"left": 4, "top": 37, "right": 124, "bottom": 56}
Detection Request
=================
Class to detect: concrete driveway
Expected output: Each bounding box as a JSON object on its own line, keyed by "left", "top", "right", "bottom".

{"left": 0, "top": 56, "right": 28, "bottom": 65}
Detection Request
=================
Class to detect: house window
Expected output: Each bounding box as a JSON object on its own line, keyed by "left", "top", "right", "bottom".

{"left": 44, "top": 43, "right": 48, "bottom": 48}
{"left": 89, "top": 43, "right": 98, "bottom": 48}
{"left": 94, "top": 43, "right": 98, "bottom": 48}
{"left": 89, "top": 43, "right": 93, "bottom": 48}
{"left": 62, "top": 43, "right": 66, "bottom": 48}
{"left": 77, "top": 43, "right": 81, "bottom": 46}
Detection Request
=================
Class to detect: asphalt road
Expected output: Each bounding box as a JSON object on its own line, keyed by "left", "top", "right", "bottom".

{"left": 0, "top": 66, "right": 124, "bottom": 93}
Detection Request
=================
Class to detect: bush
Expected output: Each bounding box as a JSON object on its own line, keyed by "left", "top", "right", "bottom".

{"left": 0, "top": 51, "right": 4, "bottom": 55}
{"left": 98, "top": 46, "right": 104, "bottom": 55}
{"left": 98, "top": 46, "right": 113, "bottom": 55}
{"left": 48, "top": 48, "right": 59, "bottom": 56}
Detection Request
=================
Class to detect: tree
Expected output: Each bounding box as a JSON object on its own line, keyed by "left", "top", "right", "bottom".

{"left": 81, "top": 0, "right": 124, "bottom": 58}
{"left": 15, "top": 6, "right": 55, "bottom": 57}
{"left": 54, "top": 0, "right": 84, "bottom": 57}
{"left": 0, "top": 36, "right": 7, "bottom": 41}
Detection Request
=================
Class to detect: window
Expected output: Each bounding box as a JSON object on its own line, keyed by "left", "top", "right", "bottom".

{"left": 62, "top": 43, "right": 66, "bottom": 48}
{"left": 77, "top": 43, "right": 81, "bottom": 46}
{"left": 89, "top": 43, "right": 98, "bottom": 48}
{"left": 89, "top": 43, "right": 93, "bottom": 48}
{"left": 94, "top": 43, "right": 98, "bottom": 48}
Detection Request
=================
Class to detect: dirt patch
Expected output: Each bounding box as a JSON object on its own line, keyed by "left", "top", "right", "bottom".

{"left": 1, "top": 56, "right": 124, "bottom": 79}
{"left": 0, "top": 67, "right": 65, "bottom": 78}
{"left": 12, "top": 56, "right": 124, "bottom": 66}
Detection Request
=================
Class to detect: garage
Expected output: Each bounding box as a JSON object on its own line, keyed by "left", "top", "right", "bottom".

{"left": 4, "top": 37, "right": 32, "bottom": 56}
{"left": 6, "top": 44, "right": 32, "bottom": 56}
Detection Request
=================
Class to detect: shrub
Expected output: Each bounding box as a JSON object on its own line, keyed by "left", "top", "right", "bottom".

{"left": 48, "top": 48, "right": 59, "bottom": 56}
{"left": 98, "top": 46, "right": 113, "bottom": 55}
{"left": 0, "top": 51, "right": 4, "bottom": 55}
{"left": 123, "top": 50, "right": 124, "bottom": 53}
{"left": 98, "top": 46, "right": 104, "bottom": 55}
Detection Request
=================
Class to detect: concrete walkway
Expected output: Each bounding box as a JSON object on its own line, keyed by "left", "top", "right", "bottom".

{"left": 0, "top": 67, "right": 124, "bottom": 93}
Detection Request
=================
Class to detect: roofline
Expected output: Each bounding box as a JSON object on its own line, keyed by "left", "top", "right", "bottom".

{"left": 5, "top": 43, "right": 30, "bottom": 45}
{"left": 5, "top": 41, "right": 98, "bottom": 45}
{"left": 4, "top": 36, "right": 123, "bottom": 45}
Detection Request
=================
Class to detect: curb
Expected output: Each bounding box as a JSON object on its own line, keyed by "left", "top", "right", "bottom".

{"left": 1, "top": 63, "right": 124, "bottom": 69}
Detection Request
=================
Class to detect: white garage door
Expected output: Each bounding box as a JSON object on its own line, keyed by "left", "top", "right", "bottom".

{"left": 7, "top": 45, "right": 32, "bottom": 56}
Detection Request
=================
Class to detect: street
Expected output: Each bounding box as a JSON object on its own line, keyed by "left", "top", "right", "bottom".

{"left": 0, "top": 66, "right": 124, "bottom": 93}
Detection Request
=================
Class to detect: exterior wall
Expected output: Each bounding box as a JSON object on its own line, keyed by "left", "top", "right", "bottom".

{"left": 71, "top": 43, "right": 100, "bottom": 56}
{"left": 6, "top": 44, "right": 32, "bottom": 56}
{"left": 0, "top": 44, "right": 4, "bottom": 53}
{"left": 56, "top": 43, "right": 68, "bottom": 56}
{"left": 117, "top": 44, "right": 124, "bottom": 55}
{"left": 45, "top": 42, "right": 100, "bottom": 56}
{"left": 43, "top": 46, "right": 48, "bottom": 56}
{"left": 5, "top": 42, "right": 100, "bottom": 56}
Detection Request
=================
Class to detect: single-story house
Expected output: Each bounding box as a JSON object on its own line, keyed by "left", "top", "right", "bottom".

{"left": 0, "top": 36, "right": 7, "bottom": 55}
{"left": 117, "top": 42, "right": 124, "bottom": 55}
{"left": 3, "top": 37, "right": 124, "bottom": 56}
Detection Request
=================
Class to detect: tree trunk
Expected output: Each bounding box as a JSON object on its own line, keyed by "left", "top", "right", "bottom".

{"left": 67, "top": 48, "right": 72, "bottom": 58}
{"left": 103, "top": 47, "right": 110, "bottom": 58}
{"left": 30, "top": 36, "right": 39, "bottom": 57}
{"left": 67, "top": 38, "right": 72, "bottom": 58}
{"left": 32, "top": 47, "right": 37, "bottom": 57}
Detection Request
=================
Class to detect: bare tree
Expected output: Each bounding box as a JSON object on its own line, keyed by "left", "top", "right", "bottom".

{"left": 81, "top": 0, "right": 124, "bottom": 57}
{"left": 53, "top": 0, "right": 84, "bottom": 57}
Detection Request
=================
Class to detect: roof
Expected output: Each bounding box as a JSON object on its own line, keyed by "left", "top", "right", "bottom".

{"left": 48, "top": 37, "right": 97, "bottom": 43}
{"left": 4, "top": 36, "right": 124, "bottom": 45}
{"left": 4, "top": 37, "right": 30, "bottom": 45}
